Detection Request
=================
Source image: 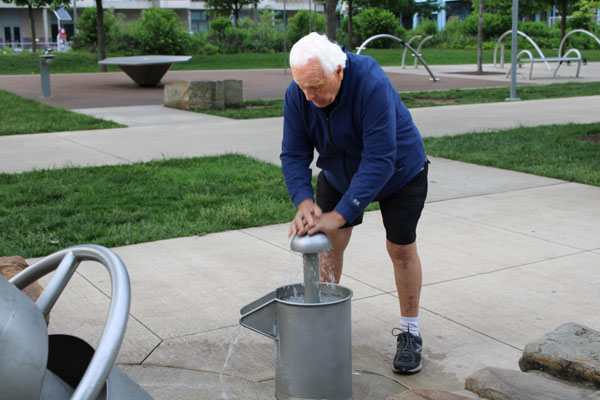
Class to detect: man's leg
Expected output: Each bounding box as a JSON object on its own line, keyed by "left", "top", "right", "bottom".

{"left": 320, "top": 227, "right": 353, "bottom": 284}
{"left": 386, "top": 241, "right": 422, "bottom": 318}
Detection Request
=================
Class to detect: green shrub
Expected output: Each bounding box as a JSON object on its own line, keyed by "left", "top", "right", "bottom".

{"left": 353, "top": 8, "right": 403, "bottom": 48}
{"left": 207, "top": 17, "right": 250, "bottom": 54}
{"left": 286, "top": 10, "right": 326, "bottom": 46}
{"left": 239, "top": 10, "right": 284, "bottom": 53}
{"left": 70, "top": 7, "right": 133, "bottom": 54}
{"left": 131, "top": 8, "right": 191, "bottom": 55}
{"left": 436, "top": 19, "right": 476, "bottom": 49}
{"left": 190, "top": 30, "right": 219, "bottom": 55}
{"left": 414, "top": 19, "right": 438, "bottom": 36}
{"left": 461, "top": 12, "right": 511, "bottom": 41}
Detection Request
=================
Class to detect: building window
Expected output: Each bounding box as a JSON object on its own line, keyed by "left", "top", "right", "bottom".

{"left": 191, "top": 11, "right": 209, "bottom": 32}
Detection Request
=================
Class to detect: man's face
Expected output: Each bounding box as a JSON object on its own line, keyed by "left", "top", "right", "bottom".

{"left": 292, "top": 59, "right": 344, "bottom": 108}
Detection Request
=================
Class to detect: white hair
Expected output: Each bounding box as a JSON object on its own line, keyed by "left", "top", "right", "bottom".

{"left": 289, "top": 32, "right": 347, "bottom": 75}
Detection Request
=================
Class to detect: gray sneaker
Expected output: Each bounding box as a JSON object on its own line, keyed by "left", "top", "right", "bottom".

{"left": 392, "top": 328, "right": 423, "bottom": 374}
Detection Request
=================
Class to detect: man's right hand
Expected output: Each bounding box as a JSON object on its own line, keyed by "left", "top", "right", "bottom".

{"left": 288, "top": 199, "right": 323, "bottom": 238}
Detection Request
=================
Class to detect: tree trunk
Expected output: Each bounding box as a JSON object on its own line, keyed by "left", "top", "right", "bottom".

{"left": 27, "top": 4, "right": 37, "bottom": 52}
{"left": 559, "top": 0, "right": 568, "bottom": 40}
{"left": 233, "top": 7, "right": 240, "bottom": 27}
{"left": 347, "top": 0, "right": 353, "bottom": 50}
{"left": 477, "top": 0, "right": 484, "bottom": 73}
{"left": 96, "top": 0, "right": 107, "bottom": 72}
{"left": 326, "top": 0, "right": 337, "bottom": 41}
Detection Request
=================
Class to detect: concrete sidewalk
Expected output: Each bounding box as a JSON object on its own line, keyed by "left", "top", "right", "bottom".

{"left": 2, "top": 69, "right": 600, "bottom": 399}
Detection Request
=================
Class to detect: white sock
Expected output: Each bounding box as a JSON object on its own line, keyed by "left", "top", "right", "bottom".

{"left": 400, "top": 316, "right": 420, "bottom": 337}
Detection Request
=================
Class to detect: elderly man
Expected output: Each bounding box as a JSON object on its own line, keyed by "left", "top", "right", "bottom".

{"left": 280, "top": 32, "right": 429, "bottom": 374}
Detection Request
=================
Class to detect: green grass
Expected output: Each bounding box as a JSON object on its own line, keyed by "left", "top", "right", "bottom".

{"left": 423, "top": 122, "right": 600, "bottom": 187}
{"left": 2, "top": 124, "right": 599, "bottom": 258}
{"left": 0, "top": 90, "right": 124, "bottom": 135}
{"left": 2, "top": 49, "right": 599, "bottom": 75}
{"left": 0, "top": 154, "right": 298, "bottom": 258}
{"left": 199, "top": 81, "right": 600, "bottom": 119}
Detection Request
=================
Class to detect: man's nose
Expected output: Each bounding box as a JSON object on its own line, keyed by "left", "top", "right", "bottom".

{"left": 303, "top": 89, "right": 314, "bottom": 101}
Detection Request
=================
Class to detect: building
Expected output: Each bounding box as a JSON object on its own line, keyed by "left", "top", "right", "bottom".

{"left": 0, "top": 0, "right": 320, "bottom": 49}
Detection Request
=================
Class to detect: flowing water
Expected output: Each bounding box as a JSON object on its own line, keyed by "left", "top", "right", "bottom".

{"left": 219, "top": 327, "right": 241, "bottom": 399}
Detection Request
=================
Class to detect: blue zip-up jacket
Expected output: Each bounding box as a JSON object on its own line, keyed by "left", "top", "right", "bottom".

{"left": 280, "top": 50, "right": 426, "bottom": 224}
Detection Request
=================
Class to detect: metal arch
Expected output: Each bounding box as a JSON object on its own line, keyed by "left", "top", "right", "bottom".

{"left": 401, "top": 35, "right": 421, "bottom": 68}
{"left": 494, "top": 30, "right": 551, "bottom": 70}
{"left": 356, "top": 34, "right": 439, "bottom": 82}
{"left": 10, "top": 244, "right": 131, "bottom": 400}
{"left": 559, "top": 29, "right": 600, "bottom": 57}
{"left": 414, "top": 35, "right": 435, "bottom": 68}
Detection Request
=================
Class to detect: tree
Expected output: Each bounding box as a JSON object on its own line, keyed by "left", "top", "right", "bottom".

{"left": 477, "top": 0, "right": 484, "bottom": 73}
{"left": 1, "top": 0, "right": 70, "bottom": 52}
{"left": 354, "top": 0, "right": 439, "bottom": 29}
{"left": 96, "top": 0, "right": 106, "bottom": 71}
{"left": 347, "top": 0, "right": 354, "bottom": 49}
{"left": 326, "top": 0, "right": 337, "bottom": 41}
{"left": 206, "top": 0, "right": 255, "bottom": 27}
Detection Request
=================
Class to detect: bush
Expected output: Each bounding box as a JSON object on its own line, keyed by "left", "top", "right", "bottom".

{"left": 436, "top": 19, "right": 476, "bottom": 49}
{"left": 70, "top": 7, "right": 133, "bottom": 54}
{"left": 207, "top": 17, "right": 249, "bottom": 54}
{"left": 239, "top": 10, "right": 284, "bottom": 53}
{"left": 414, "top": 19, "right": 438, "bottom": 37}
{"left": 286, "top": 10, "right": 326, "bottom": 46}
{"left": 352, "top": 8, "right": 404, "bottom": 48}
{"left": 131, "top": 8, "right": 191, "bottom": 55}
{"left": 461, "top": 12, "right": 511, "bottom": 41}
{"left": 190, "top": 30, "right": 219, "bottom": 55}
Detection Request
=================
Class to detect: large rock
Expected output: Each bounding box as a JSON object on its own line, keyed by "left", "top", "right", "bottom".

{"left": 465, "top": 367, "right": 599, "bottom": 400}
{"left": 164, "top": 79, "right": 243, "bottom": 111}
{"left": 0, "top": 256, "right": 48, "bottom": 324}
{"left": 519, "top": 322, "right": 600, "bottom": 388}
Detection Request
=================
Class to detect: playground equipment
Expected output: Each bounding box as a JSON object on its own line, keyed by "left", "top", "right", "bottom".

{"left": 506, "top": 48, "right": 583, "bottom": 80}
{"left": 412, "top": 35, "right": 435, "bottom": 68}
{"left": 559, "top": 29, "right": 600, "bottom": 58}
{"left": 240, "top": 233, "right": 353, "bottom": 400}
{"left": 356, "top": 34, "right": 440, "bottom": 82}
{"left": 0, "top": 244, "right": 152, "bottom": 400}
{"left": 494, "top": 30, "right": 551, "bottom": 70}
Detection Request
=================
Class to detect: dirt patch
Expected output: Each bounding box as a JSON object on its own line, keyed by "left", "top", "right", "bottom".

{"left": 577, "top": 135, "right": 600, "bottom": 143}
{"left": 413, "top": 97, "right": 458, "bottom": 104}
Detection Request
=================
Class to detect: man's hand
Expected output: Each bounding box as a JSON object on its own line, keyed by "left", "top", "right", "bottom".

{"left": 307, "top": 211, "right": 346, "bottom": 235}
{"left": 288, "top": 199, "right": 323, "bottom": 238}
{"left": 288, "top": 199, "right": 348, "bottom": 237}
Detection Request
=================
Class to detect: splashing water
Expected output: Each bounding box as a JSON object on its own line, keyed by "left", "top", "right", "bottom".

{"left": 219, "top": 327, "right": 241, "bottom": 400}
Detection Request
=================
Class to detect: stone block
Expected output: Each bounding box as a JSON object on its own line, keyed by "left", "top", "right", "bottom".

{"left": 224, "top": 79, "right": 243, "bottom": 107}
{"left": 387, "top": 389, "right": 476, "bottom": 400}
{"left": 164, "top": 80, "right": 225, "bottom": 111}
{"left": 519, "top": 322, "right": 600, "bottom": 389}
{"left": 465, "top": 367, "right": 599, "bottom": 400}
{"left": 164, "top": 79, "right": 244, "bottom": 111}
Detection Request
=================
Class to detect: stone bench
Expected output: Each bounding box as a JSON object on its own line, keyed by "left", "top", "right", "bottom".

{"left": 163, "top": 79, "right": 243, "bottom": 111}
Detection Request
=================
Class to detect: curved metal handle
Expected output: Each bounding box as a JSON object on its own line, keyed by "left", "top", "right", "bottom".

{"left": 10, "top": 244, "right": 131, "bottom": 400}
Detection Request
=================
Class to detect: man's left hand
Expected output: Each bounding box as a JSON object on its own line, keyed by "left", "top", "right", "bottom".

{"left": 307, "top": 211, "right": 347, "bottom": 235}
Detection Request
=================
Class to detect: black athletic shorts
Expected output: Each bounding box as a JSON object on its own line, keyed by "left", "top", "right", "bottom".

{"left": 316, "top": 161, "right": 429, "bottom": 245}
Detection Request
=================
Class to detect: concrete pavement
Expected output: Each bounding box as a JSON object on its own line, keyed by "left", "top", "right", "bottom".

{"left": 2, "top": 64, "right": 600, "bottom": 399}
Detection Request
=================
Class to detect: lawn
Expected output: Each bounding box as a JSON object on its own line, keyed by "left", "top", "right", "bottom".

{"left": 0, "top": 89, "right": 124, "bottom": 135}
{"left": 1, "top": 48, "right": 599, "bottom": 75}
{"left": 2, "top": 122, "right": 599, "bottom": 258}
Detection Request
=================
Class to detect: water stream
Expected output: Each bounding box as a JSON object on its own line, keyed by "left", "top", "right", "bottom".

{"left": 219, "top": 326, "right": 241, "bottom": 400}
